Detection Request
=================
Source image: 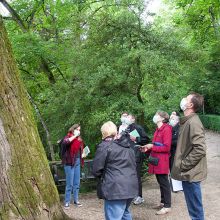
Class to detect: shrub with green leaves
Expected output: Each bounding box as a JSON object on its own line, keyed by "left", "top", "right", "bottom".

{"left": 199, "top": 114, "right": 220, "bottom": 132}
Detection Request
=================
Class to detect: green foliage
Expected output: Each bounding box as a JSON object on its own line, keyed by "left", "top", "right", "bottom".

{"left": 168, "top": 0, "right": 220, "bottom": 114}
{"left": 169, "top": 0, "right": 220, "bottom": 42}
{"left": 199, "top": 114, "right": 220, "bottom": 132}
{"left": 3, "top": 0, "right": 219, "bottom": 158}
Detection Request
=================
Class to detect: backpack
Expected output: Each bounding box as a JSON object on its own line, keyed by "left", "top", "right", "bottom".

{"left": 58, "top": 137, "right": 70, "bottom": 160}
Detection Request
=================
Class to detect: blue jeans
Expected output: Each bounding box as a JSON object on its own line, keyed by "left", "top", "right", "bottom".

{"left": 64, "top": 158, "right": 81, "bottom": 204}
{"left": 182, "top": 181, "right": 204, "bottom": 220}
{"left": 104, "top": 199, "right": 133, "bottom": 220}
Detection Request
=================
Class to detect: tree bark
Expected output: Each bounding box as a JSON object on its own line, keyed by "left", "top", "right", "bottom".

{"left": 0, "top": 17, "right": 68, "bottom": 220}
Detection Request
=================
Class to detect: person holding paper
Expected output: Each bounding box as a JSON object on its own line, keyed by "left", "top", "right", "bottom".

{"left": 62, "top": 124, "right": 85, "bottom": 209}
{"left": 124, "top": 114, "right": 150, "bottom": 205}
{"left": 141, "top": 111, "right": 172, "bottom": 215}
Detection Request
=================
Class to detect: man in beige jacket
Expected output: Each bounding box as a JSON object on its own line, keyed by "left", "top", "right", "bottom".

{"left": 171, "top": 92, "right": 207, "bottom": 220}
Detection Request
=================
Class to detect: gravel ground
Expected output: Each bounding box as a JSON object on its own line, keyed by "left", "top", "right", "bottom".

{"left": 63, "top": 131, "right": 220, "bottom": 220}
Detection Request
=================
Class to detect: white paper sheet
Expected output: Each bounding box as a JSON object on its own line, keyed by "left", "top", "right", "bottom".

{"left": 82, "top": 146, "right": 90, "bottom": 158}
{"left": 170, "top": 178, "right": 183, "bottom": 192}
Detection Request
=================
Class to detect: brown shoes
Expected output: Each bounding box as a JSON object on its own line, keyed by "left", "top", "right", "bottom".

{"left": 156, "top": 207, "right": 171, "bottom": 215}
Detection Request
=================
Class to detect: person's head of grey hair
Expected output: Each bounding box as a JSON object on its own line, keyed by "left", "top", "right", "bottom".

{"left": 189, "top": 92, "right": 204, "bottom": 113}
{"left": 101, "top": 121, "right": 117, "bottom": 139}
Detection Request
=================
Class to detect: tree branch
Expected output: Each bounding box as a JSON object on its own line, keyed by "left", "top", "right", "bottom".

{"left": 26, "top": 0, "right": 44, "bottom": 28}
{"left": 48, "top": 60, "right": 69, "bottom": 84}
{"left": 81, "top": 3, "right": 136, "bottom": 28}
{"left": 19, "top": 68, "right": 43, "bottom": 90}
{"left": 40, "top": 57, "right": 56, "bottom": 84}
{"left": 2, "top": 16, "right": 13, "bottom": 20}
{"left": 0, "top": 0, "right": 27, "bottom": 32}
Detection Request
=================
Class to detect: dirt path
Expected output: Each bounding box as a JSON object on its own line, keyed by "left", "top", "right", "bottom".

{"left": 63, "top": 131, "right": 220, "bottom": 220}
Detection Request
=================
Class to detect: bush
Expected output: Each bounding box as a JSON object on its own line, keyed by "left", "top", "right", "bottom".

{"left": 199, "top": 114, "right": 220, "bottom": 132}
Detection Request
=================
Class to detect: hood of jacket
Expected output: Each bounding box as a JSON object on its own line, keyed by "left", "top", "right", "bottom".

{"left": 114, "top": 134, "right": 132, "bottom": 149}
{"left": 97, "top": 137, "right": 114, "bottom": 149}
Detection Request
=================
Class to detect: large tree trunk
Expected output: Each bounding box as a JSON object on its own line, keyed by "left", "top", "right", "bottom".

{"left": 0, "top": 17, "right": 68, "bottom": 220}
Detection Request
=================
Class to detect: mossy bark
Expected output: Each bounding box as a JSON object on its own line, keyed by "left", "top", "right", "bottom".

{"left": 0, "top": 17, "right": 70, "bottom": 220}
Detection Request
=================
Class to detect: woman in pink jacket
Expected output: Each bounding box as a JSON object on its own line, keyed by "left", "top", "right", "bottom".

{"left": 141, "top": 111, "right": 172, "bottom": 215}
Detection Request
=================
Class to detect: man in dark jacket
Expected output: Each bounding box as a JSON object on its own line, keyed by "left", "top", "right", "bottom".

{"left": 92, "top": 121, "right": 138, "bottom": 220}
{"left": 125, "top": 114, "right": 150, "bottom": 205}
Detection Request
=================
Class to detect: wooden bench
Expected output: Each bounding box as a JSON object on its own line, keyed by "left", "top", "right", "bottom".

{"left": 49, "top": 159, "right": 95, "bottom": 186}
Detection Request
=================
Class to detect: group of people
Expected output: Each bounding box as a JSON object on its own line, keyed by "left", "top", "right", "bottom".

{"left": 61, "top": 92, "right": 207, "bottom": 220}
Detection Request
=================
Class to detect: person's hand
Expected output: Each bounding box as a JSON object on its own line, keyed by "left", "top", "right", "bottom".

{"left": 69, "top": 135, "right": 76, "bottom": 142}
{"left": 130, "top": 135, "right": 136, "bottom": 142}
{"left": 146, "top": 144, "right": 153, "bottom": 149}
{"left": 139, "top": 145, "right": 148, "bottom": 152}
{"left": 139, "top": 144, "right": 153, "bottom": 152}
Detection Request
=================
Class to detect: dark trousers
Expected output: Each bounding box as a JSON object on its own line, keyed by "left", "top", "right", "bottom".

{"left": 136, "top": 161, "right": 142, "bottom": 197}
{"left": 155, "top": 174, "right": 171, "bottom": 208}
{"left": 169, "top": 155, "right": 174, "bottom": 172}
{"left": 169, "top": 148, "right": 176, "bottom": 171}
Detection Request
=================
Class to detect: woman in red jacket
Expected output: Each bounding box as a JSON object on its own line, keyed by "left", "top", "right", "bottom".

{"left": 62, "top": 124, "right": 84, "bottom": 209}
{"left": 141, "top": 111, "right": 172, "bottom": 215}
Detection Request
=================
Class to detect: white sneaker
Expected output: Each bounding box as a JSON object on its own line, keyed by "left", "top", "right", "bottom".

{"left": 156, "top": 207, "right": 171, "bottom": 215}
{"left": 64, "top": 203, "right": 70, "bottom": 209}
{"left": 74, "top": 201, "right": 82, "bottom": 207}
{"left": 133, "top": 196, "right": 144, "bottom": 205}
{"left": 133, "top": 196, "right": 138, "bottom": 203}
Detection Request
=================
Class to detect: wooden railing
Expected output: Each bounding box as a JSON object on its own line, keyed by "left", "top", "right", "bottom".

{"left": 49, "top": 159, "right": 95, "bottom": 186}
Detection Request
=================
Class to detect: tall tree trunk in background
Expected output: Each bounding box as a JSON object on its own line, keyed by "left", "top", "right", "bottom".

{"left": 0, "top": 17, "right": 68, "bottom": 220}
{"left": 209, "top": 6, "right": 220, "bottom": 39}
{"left": 136, "top": 4, "right": 145, "bottom": 126}
{"left": 27, "top": 93, "right": 55, "bottom": 161}
{"left": 136, "top": 57, "right": 145, "bottom": 126}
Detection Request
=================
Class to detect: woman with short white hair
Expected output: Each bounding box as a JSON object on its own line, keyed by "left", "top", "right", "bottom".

{"left": 93, "top": 121, "right": 138, "bottom": 220}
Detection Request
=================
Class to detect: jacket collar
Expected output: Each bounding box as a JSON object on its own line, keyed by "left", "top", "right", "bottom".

{"left": 156, "top": 123, "right": 168, "bottom": 132}
{"left": 180, "top": 113, "right": 197, "bottom": 125}
{"left": 104, "top": 136, "right": 114, "bottom": 142}
{"left": 115, "top": 135, "right": 131, "bottom": 148}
